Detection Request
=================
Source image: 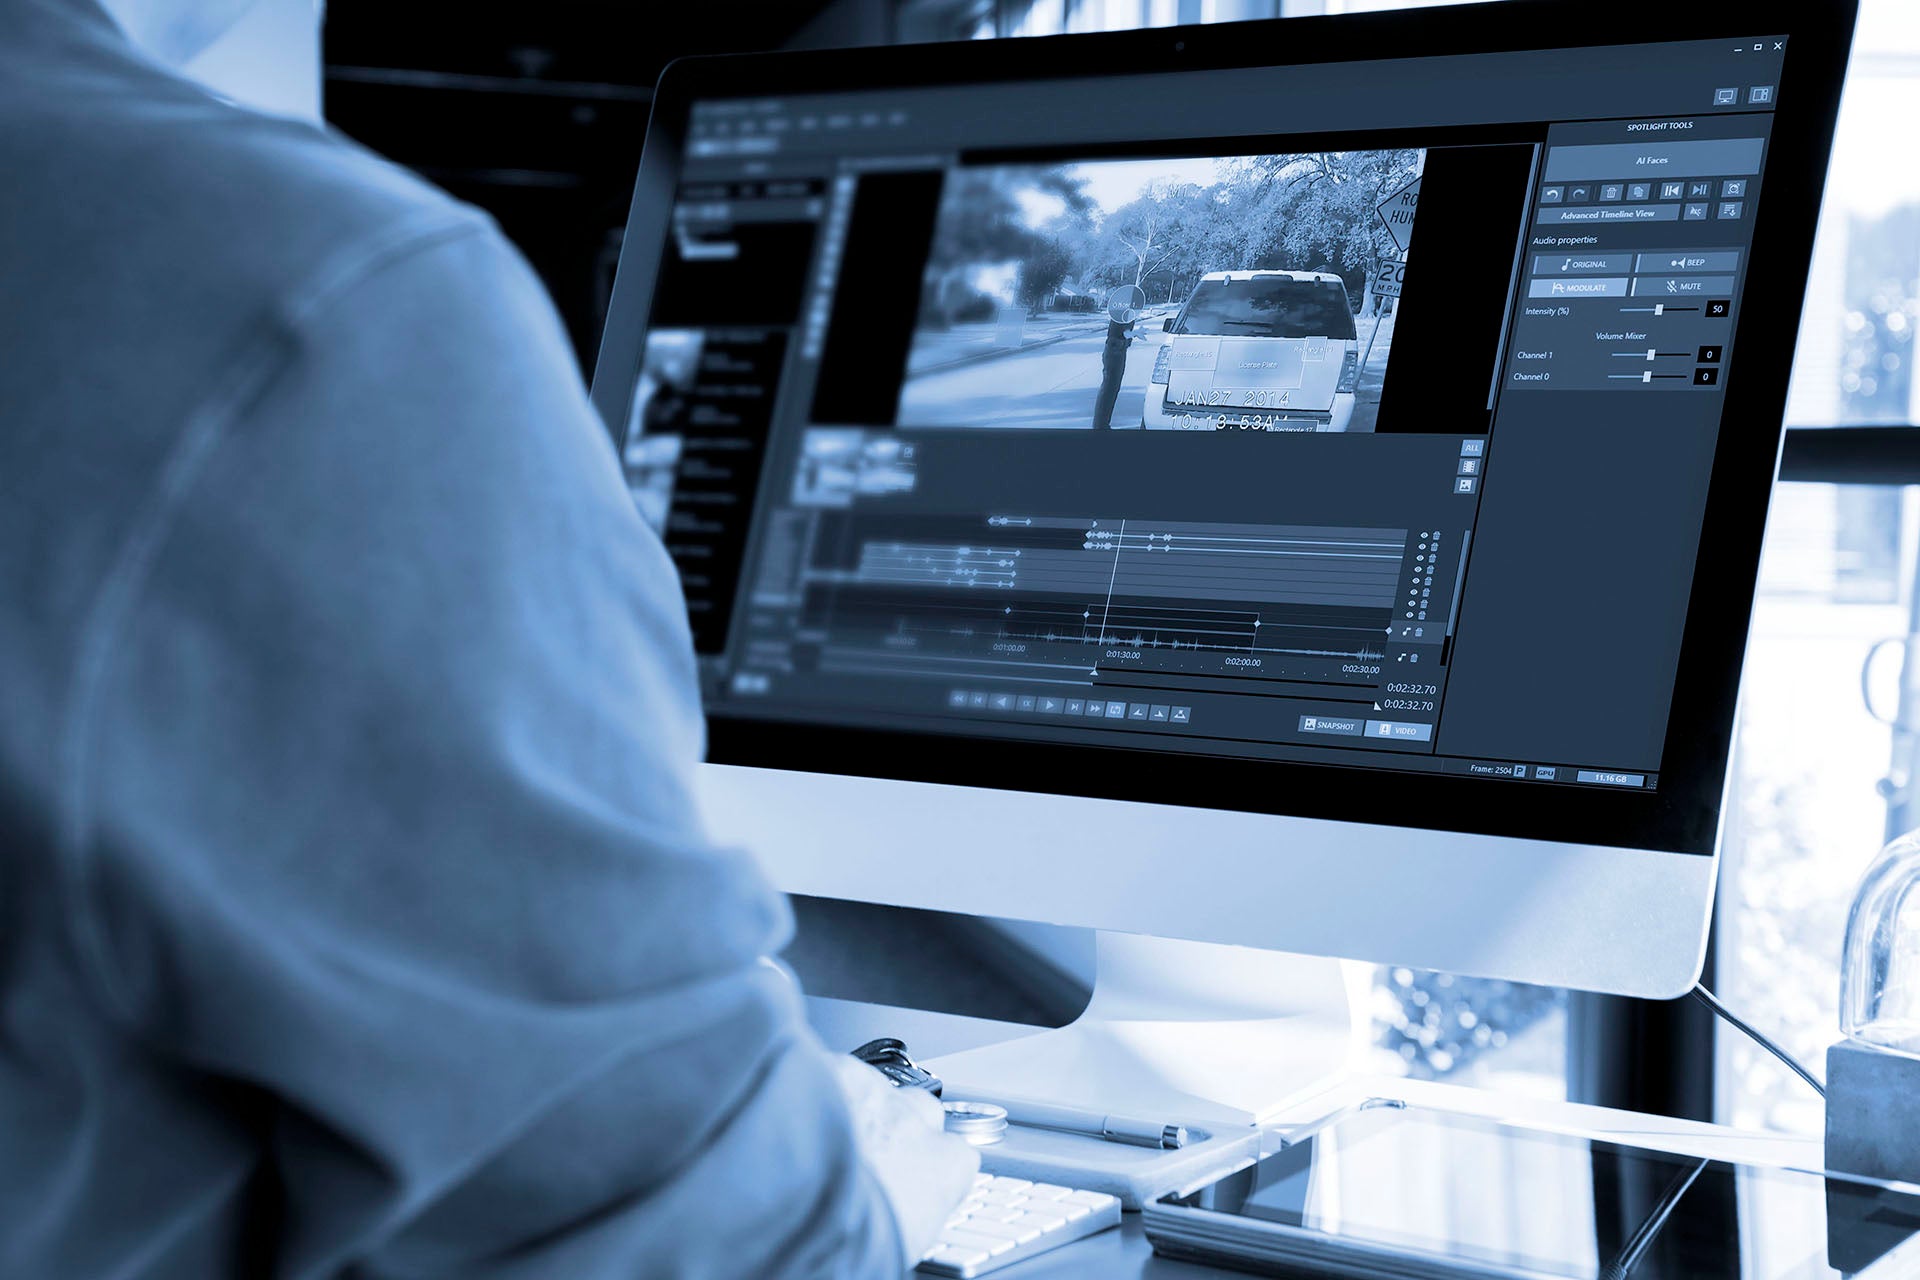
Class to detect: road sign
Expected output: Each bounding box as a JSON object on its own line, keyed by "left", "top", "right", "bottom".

{"left": 1373, "top": 259, "right": 1407, "bottom": 298}
{"left": 1374, "top": 176, "right": 1421, "bottom": 256}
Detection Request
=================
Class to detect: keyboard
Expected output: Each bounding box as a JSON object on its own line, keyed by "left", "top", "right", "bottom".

{"left": 917, "top": 1173, "right": 1122, "bottom": 1277}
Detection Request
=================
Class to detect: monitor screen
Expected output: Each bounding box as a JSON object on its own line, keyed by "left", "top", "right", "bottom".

{"left": 598, "top": 15, "right": 1832, "bottom": 852}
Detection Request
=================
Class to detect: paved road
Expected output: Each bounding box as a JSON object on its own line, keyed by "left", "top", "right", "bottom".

{"left": 897, "top": 313, "right": 1397, "bottom": 431}
{"left": 899, "top": 329, "right": 1162, "bottom": 429}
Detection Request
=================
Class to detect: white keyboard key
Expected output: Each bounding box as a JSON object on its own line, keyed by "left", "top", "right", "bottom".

{"left": 924, "top": 1244, "right": 991, "bottom": 1269}
{"left": 964, "top": 1217, "right": 1043, "bottom": 1245}
{"left": 917, "top": 1173, "right": 1122, "bottom": 1278}
{"left": 944, "top": 1228, "right": 1016, "bottom": 1258}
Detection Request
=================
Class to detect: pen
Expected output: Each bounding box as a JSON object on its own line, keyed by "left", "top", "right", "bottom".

{"left": 974, "top": 1098, "right": 1187, "bottom": 1150}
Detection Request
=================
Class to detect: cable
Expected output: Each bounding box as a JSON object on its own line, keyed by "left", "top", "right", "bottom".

{"left": 1689, "top": 983, "right": 1826, "bottom": 1100}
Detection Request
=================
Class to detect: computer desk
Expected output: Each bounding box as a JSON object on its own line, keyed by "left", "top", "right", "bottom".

{"left": 807, "top": 996, "right": 1822, "bottom": 1279}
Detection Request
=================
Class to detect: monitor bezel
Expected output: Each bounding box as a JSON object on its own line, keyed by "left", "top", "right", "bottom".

{"left": 592, "top": 0, "right": 1857, "bottom": 859}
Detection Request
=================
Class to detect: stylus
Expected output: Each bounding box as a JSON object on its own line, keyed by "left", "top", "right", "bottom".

{"left": 973, "top": 1098, "right": 1188, "bottom": 1149}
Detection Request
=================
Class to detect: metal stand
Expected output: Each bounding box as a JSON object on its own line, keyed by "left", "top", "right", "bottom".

{"left": 928, "top": 931, "right": 1359, "bottom": 1131}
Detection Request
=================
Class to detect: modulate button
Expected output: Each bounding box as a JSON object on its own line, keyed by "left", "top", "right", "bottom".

{"left": 1529, "top": 277, "right": 1629, "bottom": 298}
{"left": 1365, "top": 720, "right": 1435, "bottom": 742}
{"left": 1299, "top": 714, "right": 1365, "bottom": 737}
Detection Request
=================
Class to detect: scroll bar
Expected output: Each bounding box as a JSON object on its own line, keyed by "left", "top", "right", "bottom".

{"left": 1445, "top": 530, "right": 1472, "bottom": 638}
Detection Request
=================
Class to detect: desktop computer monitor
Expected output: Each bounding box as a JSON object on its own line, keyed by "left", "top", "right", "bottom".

{"left": 591, "top": 0, "right": 1856, "bottom": 1122}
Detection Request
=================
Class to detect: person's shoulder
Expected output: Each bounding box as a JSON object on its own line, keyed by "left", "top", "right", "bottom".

{"left": 151, "top": 98, "right": 498, "bottom": 306}
{"left": 7, "top": 43, "right": 501, "bottom": 332}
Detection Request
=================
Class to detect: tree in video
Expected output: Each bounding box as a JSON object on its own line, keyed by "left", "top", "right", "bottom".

{"left": 896, "top": 148, "right": 1423, "bottom": 433}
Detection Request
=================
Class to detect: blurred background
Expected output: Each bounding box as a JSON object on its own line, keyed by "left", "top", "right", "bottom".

{"left": 314, "top": 0, "right": 1920, "bottom": 1135}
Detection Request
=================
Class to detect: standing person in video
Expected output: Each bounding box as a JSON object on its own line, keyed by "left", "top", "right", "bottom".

{"left": 1093, "top": 284, "right": 1147, "bottom": 429}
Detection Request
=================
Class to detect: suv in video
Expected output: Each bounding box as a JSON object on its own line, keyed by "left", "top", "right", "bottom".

{"left": 1145, "top": 271, "right": 1363, "bottom": 432}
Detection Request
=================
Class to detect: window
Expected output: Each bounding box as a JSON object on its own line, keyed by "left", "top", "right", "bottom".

{"left": 1715, "top": 0, "right": 1920, "bottom": 1136}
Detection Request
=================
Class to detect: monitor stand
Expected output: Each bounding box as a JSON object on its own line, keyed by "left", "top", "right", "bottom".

{"left": 927, "top": 931, "right": 1359, "bottom": 1132}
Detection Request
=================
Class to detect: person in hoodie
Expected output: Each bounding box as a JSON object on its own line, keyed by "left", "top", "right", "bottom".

{"left": 0, "top": 0, "right": 977, "bottom": 1275}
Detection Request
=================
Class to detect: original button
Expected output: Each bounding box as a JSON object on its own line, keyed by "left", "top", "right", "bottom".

{"left": 1533, "top": 252, "right": 1634, "bottom": 275}
{"left": 1713, "top": 87, "right": 1739, "bottom": 106}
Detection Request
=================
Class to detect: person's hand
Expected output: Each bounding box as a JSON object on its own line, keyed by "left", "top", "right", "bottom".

{"left": 827, "top": 1053, "right": 980, "bottom": 1268}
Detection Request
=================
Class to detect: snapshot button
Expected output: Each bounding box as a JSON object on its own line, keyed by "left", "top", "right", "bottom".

{"left": 1576, "top": 769, "right": 1647, "bottom": 787}
{"left": 1365, "top": 720, "right": 1435, "bottom": 743}
{"left": 1299, "top": 714, "right": 1365, "bottom": 737}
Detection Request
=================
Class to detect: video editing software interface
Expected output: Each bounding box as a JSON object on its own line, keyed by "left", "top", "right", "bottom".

{"left": 618, "top": 34, "right": 1791, "bottom": 794}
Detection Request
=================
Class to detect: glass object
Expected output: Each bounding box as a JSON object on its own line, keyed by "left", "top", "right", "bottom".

{"left": 1840, "top": 829, "right": 1920, "bottom": 1055}
{"left": 1826, "top": 830, "right": 1920, "bottom": 1186}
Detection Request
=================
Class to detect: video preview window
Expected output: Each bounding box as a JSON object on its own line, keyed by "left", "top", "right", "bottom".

{"left": 895, "top": 150, "right": 1424, "bottom": 433}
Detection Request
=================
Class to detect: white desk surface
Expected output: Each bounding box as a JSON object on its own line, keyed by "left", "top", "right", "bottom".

{"left": 806, "top": 996, "right": 1825, "bottom": 1279}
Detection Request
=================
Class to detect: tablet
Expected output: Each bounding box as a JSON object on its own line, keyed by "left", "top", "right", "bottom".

{"left": 1143, "top": 1104, "right": 1920, "bottom": 1279}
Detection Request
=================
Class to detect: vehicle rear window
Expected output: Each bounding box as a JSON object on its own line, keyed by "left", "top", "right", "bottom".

{"left": 1173, "top": 278, "right": 1356, "bottom": 340}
